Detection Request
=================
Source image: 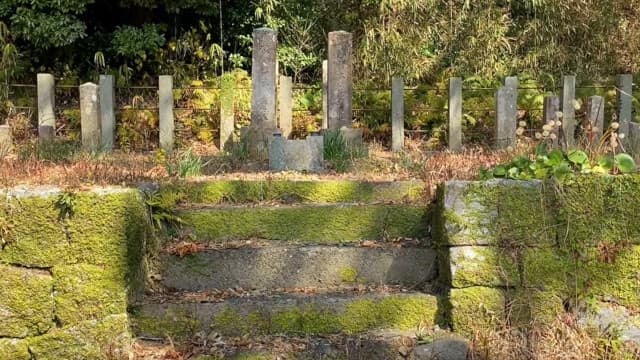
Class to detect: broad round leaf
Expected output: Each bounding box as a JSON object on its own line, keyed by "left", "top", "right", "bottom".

{"left": 567, "top": 150, "right": 588, "bottom": 165}
{"left": 615, "top": 153, "right": 637, "bottom": 173}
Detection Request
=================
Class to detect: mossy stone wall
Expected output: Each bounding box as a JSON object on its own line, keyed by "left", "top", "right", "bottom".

{"left": 0, "top": 188, "right": 151, "bottom": 360}
{"left": 436, "top": 177, "right": 640, "bottom": 336}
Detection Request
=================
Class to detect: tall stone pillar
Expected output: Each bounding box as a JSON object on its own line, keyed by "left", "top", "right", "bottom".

{"left": 616, "top": 74, "right": 633, "bottom": 141}
{"left": 322, "top": 60, "right": 328, "bottom": 130}
{"left": 250, "top": 28, "right": 278, "bottom": 129}
{"left": 278, "top": 75, "right": 293, "bottom": 139}
{"left": 560, "top": 75, "right": 576, "bottom": 148}
{"left": 327, "top": 31, "right": 353, "bottom": 130}
{"left": 495, "top": 87, "right": 516, "bottom": 149}
{"left": 448, "top": 77, "right": 463, "bottom": 152}
{"left": 219, "top": 73, "right": 235, "bottom": 151}
{"left": 99, "top": 75, "right": 115, "bottom": 151}
{"left": 37, "top": 73, "right": 56, "bottom": 141}
{"left": 159, "top": 75, "right": 174, "bottom": 152}
{"left": 79, "top": 82, "right": 101, "bottom": 151}
{"left": 391, "top": 77, "right": 404, "bottom": 152}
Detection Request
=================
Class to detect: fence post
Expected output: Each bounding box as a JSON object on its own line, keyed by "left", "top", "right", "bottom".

{"left": 219, "top": 73, "right": 235, "bottom": 151}
{"left": 495, "top": 86, "right": 516, "bottom": 149}
{"left": 79, "top": 82, "right": 101, "bottom": 151}
{"left": 322, "top": 60, "right": 328, "bottom": 129}
{"left": 37, "top": 73, "right": 56, "bottom": 141}
{"left": 543, "top": 95, "right": 560, "bottom": 148}
{"left": 99, "top": 75, "right": 115, "bottom": 151}
{"left": 616, "top": 74, "right": 633, "bottom": 144}
{"left": 159, "top": 75, "right": 174, "bottom": 152}
{"left": 279, "top": 75, "right": 293, "bottom": 139}
{"left": 586, "top": 95, "right": 604, "bottom": 142}
{"left": 448, "top": 77, "right": 462, "bottom": 152}
{"left": 561, "top": 75, "right": 576, "bottom": 149}
{"left": 327, "top": 31, "right": 353, "bottom": 130}
{"left": 391, "top": 77, "right": 404, "bottom": 152}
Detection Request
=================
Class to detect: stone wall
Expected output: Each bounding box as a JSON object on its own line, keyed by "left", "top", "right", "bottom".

{"left": 0, "top": 187, "right": 151, "bottom": 360}
{"left": 435, "top": 177, "right": 640, "bottom": 343}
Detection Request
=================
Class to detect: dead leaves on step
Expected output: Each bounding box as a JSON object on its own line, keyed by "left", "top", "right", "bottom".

{"left": 166, "top": 241, "right": 207, "bottom": 257}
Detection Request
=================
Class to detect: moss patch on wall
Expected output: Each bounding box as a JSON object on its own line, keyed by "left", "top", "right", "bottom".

{"left": 179, "top": 205, "right": 428, "bottom": 242}
{"left": 0, "top": 339, "right": 30, "bottom": 360}
{"left": 447, "top": 246, "right": 519, "bottom": 288}
{"left": 449, "top": 287, "right": 505, "bottom": 336}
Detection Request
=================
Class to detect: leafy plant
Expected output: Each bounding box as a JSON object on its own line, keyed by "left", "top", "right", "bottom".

{"left": 143, "top": 190, "right": 184, "bottom": 230}
{"left": 323, "top": 129, "right": 367, "bottom": 173}
{"left": 54, "top": 191, "right": 76, "bottom": 220}
{"left": 166, "top": 148, "right": 211, "bottom": 178}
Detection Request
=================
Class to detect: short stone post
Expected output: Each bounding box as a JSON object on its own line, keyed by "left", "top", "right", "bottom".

{"left": 99, "top": 75, "right": 115, "bottom": 151}
{"left": 448, "top": 77, "right": 463, "bottom": 152}
{"left": 629, "top": 122, "right": 640, "bottom": 156}
{"left": 0, "top": 125, "right": 12, "bottom": 154}
{"left": 543, "top": 95, "right": 560, "bottom": 148}
{"left": 279, "top": 75, "right": 293, "bottom": 138}
{"left": 79, "top": 82, "right": 101, "bottom": 151}
{"left": 504, "top": 76, "right": 518, "bottom": 92}
{"left": 37, "top": 73, "right": 56, "bottom": 141}
{"left": 322, "top": 60, "right": 328, "bottom": 129}
{"left": 560, "top": 75, "right": 576, "bottom": 148}
{"left": 219, "top": 73, "right": 235, "bottom": 151}
{"left": 586, "top": 95, "right": 604, "bottom": 141}
{"left": 250, "top": 28, "right": 278, "bottom": 129}
{"left": 391, "top": 77, "right": 404, "bottom": 152}
{"left": 495, "top": 86, "right": 516, "bottom": 149}
{"left": 327, "top": 31, "right": 353, "bottom": 130}
{"left": 159, "top": 75, "right": 174, "bottom": 151}
{"left": 616, "top": 74, "right": 633, "bottom": 142}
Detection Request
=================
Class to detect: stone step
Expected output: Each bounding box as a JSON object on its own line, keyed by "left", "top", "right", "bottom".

{"left": 130, "top": 292, "right": 441, "bottom": 339}
{"left": 155, "top": 180, "right": 426, "bottom": 206}
{"left": 158, "top": 245, "right": 437, "bottom": 292}
{"left": 177, "top": 204, "right": 429, "bottom": 243}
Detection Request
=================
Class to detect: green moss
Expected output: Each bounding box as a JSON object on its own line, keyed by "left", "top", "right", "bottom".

{"left": 158, "top": 180, "right": 425, "bottom": 205}
{"left": 447, "top": 246, "right": 519, "bottom": 288}
{"left": 130, "top": 307, "right": 201, "bottom": 340}
{"left": 0, "top": 265, "right": 54, "bottom": 338}
{"left": 53, "top": 264, "right": 128, "bottom": 326}
{"left": 0, "top": 338, "right": 30, "bottom": 360}
{"left": 450, "top": 287, "right": 505, "bottom": 336}
{"left": 28, "top": 314, "right": 131, "bottom": 360}
{"left": 208, "top": 295, "right": 438, "bottom": 336}
{"left": 337, "top": 266, "right": 359, "bottom": 282}
{"left": 180, "top": 205, "right": 428, "bottom": 242}
{"left": 509, "top": 288, "right": 565, "bottom": 326}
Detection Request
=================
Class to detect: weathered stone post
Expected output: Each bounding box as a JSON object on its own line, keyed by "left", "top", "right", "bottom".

{"left": 586, "top": 95, "right": 604, "bottom": 141}
{"left": 0, "top": 125, "right": 11, "bottom": 154}
{"left": 448, "top": 77, "right": 463, "bottom": 152}
{"left": 391, "top": 77, "right": 404, "bottom": 152}
{"left": 79, "top": 82, "right": 101, "bottom": 151}
{"left": 37, "top": 73, "right": 56, "bottom": 141}
{"left": 504, "top": 76, "right": 518, "bottom": 92}
{"left": 279, "top": 75, "right": 293, "bottom": 139}
{"left": 629, "top": 122, "right": 640, "bottom": 155}
{"left": 543, "top": 95, "right": 560, "bottom": 148}
{"left": 495, "top": 86, "right": 516, "bottom": 149}
{"left": 219, "top": 73, "right": 235, "bottom": 151}
{"left": 616, "top": 74, "right": 632, "bottom": 142}
{"left": 159, "top": 75, "right": 174, "bottom": 152}
{"left": 560, "top": 75, "right": 576, "bottom": 148}
{"left": 99, "top": 75, "right": 115, "bottom": 151}
{"left": 322, "top": 60, "right": 328, "bottom": 129}
{"left": 327, "top": 31, "right": 353, "bottom": 130}
{"left": 251, "top": 28, "right": 278, "bottom": 129}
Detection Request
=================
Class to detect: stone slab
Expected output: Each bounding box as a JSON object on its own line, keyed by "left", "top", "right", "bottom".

{"left": 160, "top": 246, "right": 437, "bottom": 291}
{"left": 269, "top": 135, "right": 323, "bottom": 171}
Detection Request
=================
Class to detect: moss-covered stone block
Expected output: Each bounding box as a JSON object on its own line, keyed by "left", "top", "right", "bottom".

{"left": 158, "top": 180, "right": 425, "bottom": 205}
{"left": 445, "top": 246, "right": 519, "bottom": 288}
{"left": 450, "top": 287, "right": 505, "bottom": 336}
{"left": 130, "top": 307, "right": 201, "bottom": 340}
{"left": 0, "top": 196, "right": 68, "bottom": 267}
{"left": 522, "top": 247, "right": 573, "bottom": 292}
{"left": 0, "top": 339, "right": 30, "bottom": 360}
{"left": 27, "top": 314, "right": 131, "bottom": 360}
{"left": 0, "top": 265, "right": 54, "bottom": 338}
{"left": 53, "top": 264, "right": 128, "bottom": 326}
{"left": 180, "top": 205, "right": 428, "bottom": 242}
{"left": 509, "top": 288, "right": 565, "bottom": 326}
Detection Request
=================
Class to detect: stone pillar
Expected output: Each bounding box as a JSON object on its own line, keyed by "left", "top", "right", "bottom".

{"left": 322, "top": 60, "right": 328, "bottom": 129}
{"left": 504, "top": 76, "right": 518, "bottom": 92}
{"left": 560, "top": 75, "right": 576, "bottom": 148}
{"left": 616, "top": 74, "right": 633, "bottom": 141}
{"left": 219, "top": 73, "right": 235, "bottom": 151}
{"left": 327, "top": 31, "right": 353, "bottom": 129}
{"left": 279, "top": 75, "right": 293, "bottom": 139}
{"left": 495, "top": 87, "right": 516, "bottom": 149}
{"left": 629, "top": 122, "right": 640, "bottom": 156}
{"left": 448, "top": 77, "right": 463, "bottom": 152}
{"left": 159, "top": 75, "right": 174, "bottom": 151}
{"left": 251, "top": 28, "right": 278, "bottom": 129}
{"left": 79, "top": 82, "right": 101, "bottom": 151}
{"left": 99, "top": 75, "right": 115, "bottom": 151}
{"left": 391, "top": 77, "right": 404, "bottom": 152}
{"left": 543, "top": 95, "right": 560, "bottom": 148}
{"left": 37, "top": 73, "right": 56, "bottom": 141}
{"left": 586, "top": 96, "right": 604, "bottom": 141}
{"left": 0, "top": 125, "right": 11, "bottom": 154}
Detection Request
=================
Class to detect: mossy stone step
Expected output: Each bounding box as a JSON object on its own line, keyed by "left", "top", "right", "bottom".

{"left": 156, "top": 180, "right": 425, "bottom": 206}
{"left": 178, "top": 204, "right": 429, "bottom": 243}
{"left": 159, "top": 246, "right": 437, "bottom": 291}
{"left": 131, "top": 292, "right": 441, "bottom": 339}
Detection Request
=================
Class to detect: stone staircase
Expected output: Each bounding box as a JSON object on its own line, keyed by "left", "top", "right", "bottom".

{"left": 130, "top": 180, "right": 446, "bottom": 358}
